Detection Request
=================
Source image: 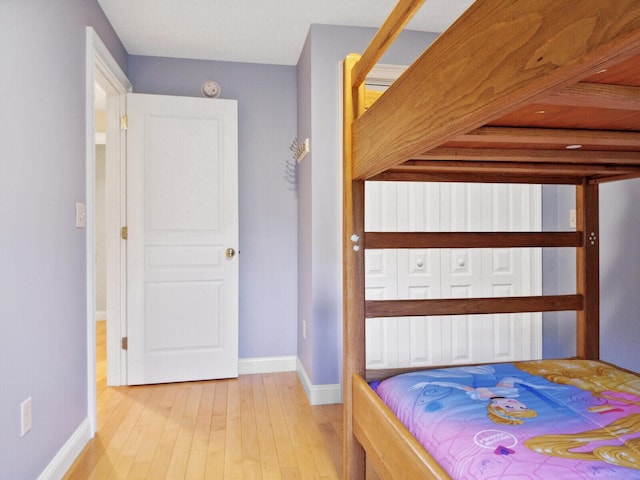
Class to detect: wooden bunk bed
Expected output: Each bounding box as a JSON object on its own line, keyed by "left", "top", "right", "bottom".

{"left": 342, "top": 1, "right": 640, "bottom": 478}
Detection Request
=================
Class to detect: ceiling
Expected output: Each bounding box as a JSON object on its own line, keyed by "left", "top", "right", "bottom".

{"left": 96, "top": 0, "right": 475, "bottom": 66}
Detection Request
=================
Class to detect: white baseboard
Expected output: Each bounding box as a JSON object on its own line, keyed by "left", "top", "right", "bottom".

{"left": 296, "top": 358, "right": 342, "bottom": 405}
{"left": 238, "top": 355, "right": 297, "bottom": 375}
{"left": 95, "top": 311, "right": 106, "bottom": 322}
{"left": 38, "top": 418, "right": 91, "bottom": 480}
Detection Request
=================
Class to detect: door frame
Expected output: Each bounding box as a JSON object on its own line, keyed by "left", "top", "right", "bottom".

{"left": 85, "top": 27, "right": 132, "bottom": 434}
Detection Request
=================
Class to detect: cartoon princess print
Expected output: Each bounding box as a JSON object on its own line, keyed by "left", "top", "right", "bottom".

{"left": 408, "top": 366, "right": 556, "bottom": 425}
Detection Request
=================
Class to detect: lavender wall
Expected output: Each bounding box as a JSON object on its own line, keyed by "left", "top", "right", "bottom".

{"left": 0, "top": 0, "right": 126, "bottom": 477}
{"left": 127, "top": 56, "right": 299, "bottom": 359}
{"left": 600, "top": 179, "right": 640, "bottom": 371}
{"left": 542, "top": 181, "right": 640, "bottom": 368}
{"left": 297, "top": 35, "right": 314, "bottom": 374}
{"left": 542, "top": 185, "right": 577, "bottom": 358}
{"left": 297, "top": 25, "right": 438, "bottom": 386}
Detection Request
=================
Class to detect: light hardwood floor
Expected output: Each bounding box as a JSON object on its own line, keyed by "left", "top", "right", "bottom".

{"left": 64, "top": 321, "right": 348, "bottom": 479}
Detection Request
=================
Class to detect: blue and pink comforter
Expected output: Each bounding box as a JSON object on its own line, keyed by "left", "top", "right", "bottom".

{"left": 373, "top": 360, "right": 640, "bottom": 479}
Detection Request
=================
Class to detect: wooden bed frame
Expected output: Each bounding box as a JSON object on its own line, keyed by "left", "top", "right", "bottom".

{"left": 342, "top": 1, "right": 640, "bottom": 478}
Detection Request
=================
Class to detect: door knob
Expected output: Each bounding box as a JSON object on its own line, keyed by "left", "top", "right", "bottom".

{"left": 225, "top": 248, "right": 236, "bottom": 259}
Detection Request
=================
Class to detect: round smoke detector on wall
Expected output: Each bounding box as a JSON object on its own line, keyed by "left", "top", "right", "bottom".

{"left": 201, "top": 80, "right": 221, "bottom": 98}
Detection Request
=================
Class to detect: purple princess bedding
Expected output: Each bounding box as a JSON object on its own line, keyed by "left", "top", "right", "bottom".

{"left": 372, "top": 360, "right": 640, "bottom": 479}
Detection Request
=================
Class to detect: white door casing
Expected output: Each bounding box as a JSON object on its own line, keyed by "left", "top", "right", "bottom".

{"left": 365, "top": 182, "right": 542, "bottom": 369}
{"left": 87, "top": 27, "right": 132, "bottom": 434}
{"left": 126, "top": 93, "right": 239, "bottom": 385}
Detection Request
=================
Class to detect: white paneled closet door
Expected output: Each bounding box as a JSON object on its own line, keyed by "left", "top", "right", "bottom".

{"left": 396, "top": 182, "right": 443, "bottom": 367}
{"left": 438, "top": 182, "right": 484, "bottom": 365}
{"left": 364, "top": 182, "right": 399, "bottom": 369}
{"left": 365, "top": 182, "right": 542, "bottom": 369}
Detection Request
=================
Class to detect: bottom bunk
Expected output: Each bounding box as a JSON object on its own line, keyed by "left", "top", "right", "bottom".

{"left": 353, "top": 359, "right": 640, "bottom": 479}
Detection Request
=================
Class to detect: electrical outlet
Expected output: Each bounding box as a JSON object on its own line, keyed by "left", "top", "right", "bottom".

{"left": 302, "top": 319, "right": 306, "bottom": 339}
{"left": 20, "top": 397, "right": 32, "bottom": 437}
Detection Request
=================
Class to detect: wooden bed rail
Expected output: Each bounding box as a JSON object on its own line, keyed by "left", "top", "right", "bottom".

{"left": 365, "top": 294, "right": 583, "bottom": 319}
{"left": 365, "top": 231, "right": 582, "bottom": 249}
{"left": 360, "top": 182, "right": 600, "bottom": 358}
{"left": 350, "top": 0, "right": 425, "bottom": 90}
{"left": 352, "top": 374, "right": 450, "bottom": 480}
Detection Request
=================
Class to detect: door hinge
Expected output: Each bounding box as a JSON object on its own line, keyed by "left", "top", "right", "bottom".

{"left": 121, "top": 337, "right": 128, "bottom": 350}
{"left": 120, "top": 115, "right": 128, "bottom": 130}
{"left": 121, "top": 226, "right": 128, "bottom": 240}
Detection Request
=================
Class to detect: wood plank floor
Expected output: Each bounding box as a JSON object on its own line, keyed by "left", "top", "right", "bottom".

{"left": 64, "top": 321, "right": 357, "bottom": 479}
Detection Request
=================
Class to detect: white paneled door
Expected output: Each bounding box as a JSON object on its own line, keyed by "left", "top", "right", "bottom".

{"left": 126, "top": 93, "right": 238, "bottom": 385}
{"left": 365, "top": 182, "right": 542, "bottom": 369}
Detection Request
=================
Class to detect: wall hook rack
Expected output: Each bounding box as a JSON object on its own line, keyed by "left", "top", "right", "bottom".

{"left": 290, "top": 137, "right": 310, "bottom": 163}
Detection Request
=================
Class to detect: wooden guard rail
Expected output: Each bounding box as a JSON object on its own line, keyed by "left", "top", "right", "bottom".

{"left": 350, "top": 0, "right": 425, "bottom": 90}
{"left": 365, "top": 231, "right": 582, "bottom": 249}
{"left": 366, "top": 295, "right": 583, "bottom": 318}
{"left": 364, "top": 230, "right": 585, "bottom": 319}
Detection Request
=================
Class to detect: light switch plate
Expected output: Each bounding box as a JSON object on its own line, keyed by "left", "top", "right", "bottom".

{"left": 569, "top": 209, "right": 576, "bottom": 229}
{"left": 76, "top": 202, "right": 86, "bottom": 228}
{"left": 20, "top": 397, "right": 32, "bottom": 437}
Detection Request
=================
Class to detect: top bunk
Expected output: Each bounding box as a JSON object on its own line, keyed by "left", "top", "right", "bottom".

{"left": 345, "top": 0, "right": 640, "bottom": 186}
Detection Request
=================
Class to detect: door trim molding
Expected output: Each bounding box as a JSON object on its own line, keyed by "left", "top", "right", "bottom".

{"left": 86, "top": 27, "right": 131, "bottom": 435}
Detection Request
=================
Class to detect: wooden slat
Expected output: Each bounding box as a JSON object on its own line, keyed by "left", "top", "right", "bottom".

{"left": 545, "top": 81, "right": 640, "bottom": 110}
{"left": 371, "top": 171, "right": 584, "bottom": 185}
{"left": 492, "top": 103, "right": 640, "bottom": 132}
{"left": 365, "top": 294, "right": 583, "bottom": 318}
{"left": 351, "top": 0, "right": 425, "bottom": 89}
{"left": 393, "top": 160, "right": 640, "bottom": 178}
{"left": 352, "top": 374, "right": 450, "bottom": 480}
{"left": 590, "top": 170, "right": 640, "bottom": 183}
{"left": 365, "top": 231, "right": 582, "bottom": 249}
{"left": 454, "top": 126, "right": 640, "bottom": 148}
{"left": 411, "top": 148, "right": 640, "bottom": 164}
{"left": 352, "top": 0, "right": 640, "bottom": 179}
{"left": 576, "top": 182, "right": 600, "bottom": 360}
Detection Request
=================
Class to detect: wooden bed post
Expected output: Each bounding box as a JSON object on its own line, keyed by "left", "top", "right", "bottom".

{"left": 576, "top": 180, "right": 600, "bottom": 360}
{"left": 343, "top": 53, "right": 366, "bottom": 480}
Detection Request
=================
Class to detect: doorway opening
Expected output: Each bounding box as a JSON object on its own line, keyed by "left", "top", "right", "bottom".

{"left": 86, "top": 27, "right": 132, "bottom": 434}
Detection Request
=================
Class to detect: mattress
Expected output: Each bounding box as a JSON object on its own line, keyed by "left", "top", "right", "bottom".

{"left": 372, "top": 360, "right": 640, "bottom": 479}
